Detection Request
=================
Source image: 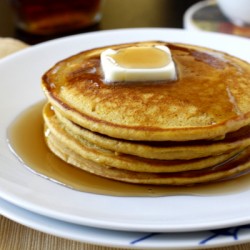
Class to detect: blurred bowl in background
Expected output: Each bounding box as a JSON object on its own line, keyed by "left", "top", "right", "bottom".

{"left": 217, "top": 0, "right": 250, "bottom": 26}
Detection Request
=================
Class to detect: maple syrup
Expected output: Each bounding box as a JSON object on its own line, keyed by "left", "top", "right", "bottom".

{"left": 110, "top": 47, "right": 170, "bottom": 69}
{"left": 7, "top": 101, "right": 250, "bottom": 197}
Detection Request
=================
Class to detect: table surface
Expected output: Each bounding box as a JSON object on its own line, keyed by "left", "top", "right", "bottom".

{"left": 1, "top": 0, "right": 250, "bottom": 249}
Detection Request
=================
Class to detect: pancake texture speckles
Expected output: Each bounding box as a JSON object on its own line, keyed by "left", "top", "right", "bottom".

{"left": 41, "top": 41, "right": 250, "bottom": 185}
{"left": 41, "top": 41, "right": 250, "bottom": 141}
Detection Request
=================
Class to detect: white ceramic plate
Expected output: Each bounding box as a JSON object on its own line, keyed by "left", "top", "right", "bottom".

{"left": 1, "top": 28, "right": 250, "bottom": 233}
{"left": 2, "top": 197, "right": 250, "bottom": 249}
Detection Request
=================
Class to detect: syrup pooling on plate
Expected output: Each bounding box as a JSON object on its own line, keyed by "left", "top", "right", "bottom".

{"left": 7, "top": 101, "right": 250, "bottom": 197}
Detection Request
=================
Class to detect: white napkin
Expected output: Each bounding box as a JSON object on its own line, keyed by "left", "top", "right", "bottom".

{"left": 0, "top": 37, "right": 28, "bottom": 59}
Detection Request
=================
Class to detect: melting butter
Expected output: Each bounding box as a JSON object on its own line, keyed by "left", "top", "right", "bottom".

{"left": 101, "top": 45, "right": 177, "bottom": 83}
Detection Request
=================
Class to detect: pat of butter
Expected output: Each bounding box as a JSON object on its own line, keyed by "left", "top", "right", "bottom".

{"left": 101, "top": 45, "right": 177, "bottom": 83}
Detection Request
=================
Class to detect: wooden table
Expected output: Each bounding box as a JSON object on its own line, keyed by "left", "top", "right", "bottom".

{"left": 1, "top": 0, "right": 250, "bottom": 249}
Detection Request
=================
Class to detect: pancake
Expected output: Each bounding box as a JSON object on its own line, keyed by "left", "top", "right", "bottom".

{"left": 41, "top": 41, "right": 250, "bottom": 186}
{"left": 45, "top": 128, "right": 250, "bottom": 185}
{"left": 41, "top": 41, "right": 250, "bottom": 141}
{"left": 54, "top": 105, "right": 250, "bottom": 160}
{"left": 43, "top": 103, "right": 242, "bottom": 173}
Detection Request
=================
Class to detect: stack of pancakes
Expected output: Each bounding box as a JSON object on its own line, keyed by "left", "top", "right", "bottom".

{"left": 41, "top": 41, "right": 250, "bottom": 185}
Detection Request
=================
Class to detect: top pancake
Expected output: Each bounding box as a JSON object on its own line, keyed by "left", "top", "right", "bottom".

{"left": 41, "top": 41, "right": 250, "bottom": 141}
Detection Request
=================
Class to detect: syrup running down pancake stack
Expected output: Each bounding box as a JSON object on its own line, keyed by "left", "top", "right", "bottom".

{"left": 41, "top": 41, "right": 250, "bottom": 185}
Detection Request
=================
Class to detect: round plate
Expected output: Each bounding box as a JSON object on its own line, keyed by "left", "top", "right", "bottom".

{"left": 2, "top": 197, "right": 250, "bottom": 249}
{"left": 1, "top": 28, "right": 250, "bottom": 233}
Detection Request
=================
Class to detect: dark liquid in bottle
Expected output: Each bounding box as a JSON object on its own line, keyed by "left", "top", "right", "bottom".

{"left": 10, "top": 0, "right": 101, "bottom": 35}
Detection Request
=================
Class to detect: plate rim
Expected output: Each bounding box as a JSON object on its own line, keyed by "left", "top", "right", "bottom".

{"left": 1, "top": 28, "right": 250, "bottom": 233}
{"left": 2, "top": 196, "right": 250, "bottom": 249}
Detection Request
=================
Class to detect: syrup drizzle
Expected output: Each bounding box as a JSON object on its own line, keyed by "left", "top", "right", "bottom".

{"left": 7, "top": 101, "right": 250, "bottom": 197}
